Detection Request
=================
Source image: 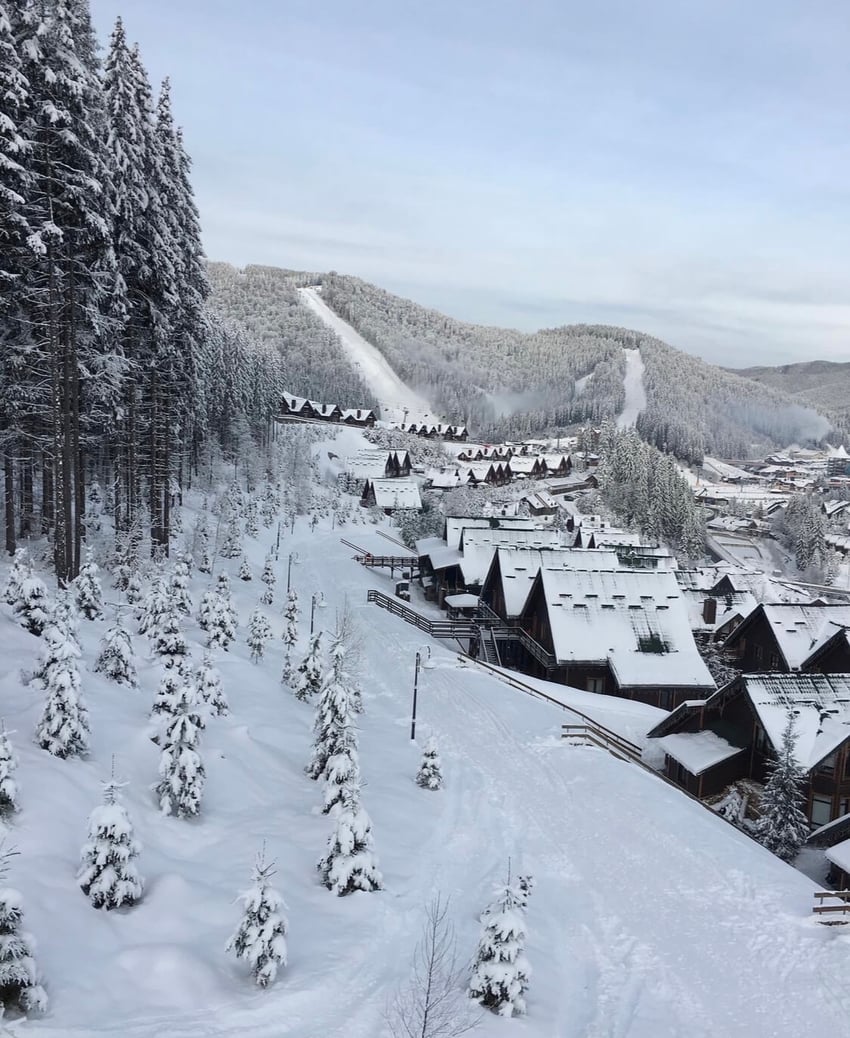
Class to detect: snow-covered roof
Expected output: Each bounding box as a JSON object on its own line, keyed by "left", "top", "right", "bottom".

{"left": 591, "top": 530, "right": 646, "bottom": 548}
{"left": 535, "top": 569, "right": 715, "bottom": 689}
{"left": 427, "top": 469, "right": 462, "bottom": 490}
{"left": 444, "top": 593, "right": 479, "bottom": 608}
{"left": 341, "top": 407, "right": 376, "bottom": 421}
{"left": 825, "top": 838, "right": 850, "bottom": 875}
{"left": 282, "top": 392, "right": 309, "bottom": 411}
{"left": 368, "top": 480, "right": 422, "bottom": 510}
{"left": 507, "top": 456, "right": 538, "bottom": 475}
{"left": 490, "top": 547, "right": 621, "bottom": 618}
{"left": 657, "top": 731, "right": 745, "bottom": 776}
{"left": 743, "top": 674, "right": 850, "bottom": 770}
{"left": 459, "top": 527, "right": 571, "bottom": 553}
{"left": 680, "top": 589, "right": 758, "bottom": 634}
{"left": 444, "top": 516, "right": 537, "bottom": 550}
{"left": 755, "top": 605, "right": 850, "bottom": 669}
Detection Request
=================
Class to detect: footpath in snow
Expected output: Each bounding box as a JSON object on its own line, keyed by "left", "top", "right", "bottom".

{"left": 298, "top": 286, "right": 436, "bottom": 424}
{"left": 616, "top": 348, "right": 647, "bottom": 429}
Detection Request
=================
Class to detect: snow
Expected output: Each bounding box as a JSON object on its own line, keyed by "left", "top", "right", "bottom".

{"left": 2, "top": 437, "right": 850, "bottom": 1036}
{"left": 616, "top": 348, "right": 647, "bottom": 429}
{"left": 824, "top": 838, "right": 850, "bottom": 875}
{"left": 298, "top": 287, "right": 436, "bottom": 424}
{"left": 657, "top": 731, "right": 745, "bottom": 776}
{"left": 443, "top": 594, "right": 479, "bottom": 608}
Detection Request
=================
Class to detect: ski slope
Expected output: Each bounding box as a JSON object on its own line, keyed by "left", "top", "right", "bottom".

{"left": 298, "top": 286, "right": 436, "bottom": 424}
{"left": 616, "top": 348, "right": 647, "bottom": 429}
{"left": 1, "top": 430, "right": 848, "bottom": 1036}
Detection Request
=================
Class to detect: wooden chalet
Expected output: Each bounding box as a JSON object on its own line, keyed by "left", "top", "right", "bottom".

{"left": 540, "top": 453, "right": 572, "bottom": 478}
{"left": 280, "top": 393, "right": 315, "bottom": 420}
{"left": 507, "top": 456, "right": 544, "bottom": 479}
{"left": 347, "top": 449, "right": 411, "bottom": 483}
{"left": 807, "top": 812, "right": 850, "bottom": 887}
{"left": 723, "top": 603, "right": 850, "bottom": 673}
{"left": 360, "top": 479, "right": 422, "bottom": 514}
{"left": 310, "top": 401, "right": 342, "bottom": 422}
{"left": 341, "top": 407, "right": 376, "bottom": 427}
{"left": 515, "top": 567, "right": 715, "bottom": 708}
{"left": 648, "top": 673, "right": 850, "bottom": 826}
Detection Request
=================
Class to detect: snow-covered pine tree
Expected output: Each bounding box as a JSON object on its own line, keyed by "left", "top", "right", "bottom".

{"left": 416, "top": 737, "right": 443, "bottom": 791}
{"left": 78, "top": 779, "right": 143, "bottom": 909}
{"left": 73, "top": 549, "right": 104, "bottom": 620}
{"left": 11, "top": 573, "right": 51, "bottom": 636}
{"left": 238, "top": 556, "right": 252, "bottom": 582}
{"left": 151, "top": 602, "right": 189, "bottom": 665}
{"left": 244, "top": 499, "right": 260, "bottom": 539}
{"left": 260, "top": 552, "right": 275, "bottom": 605}
{"left": 754, "top": 714, "right": 809, "bottom": 863}
{"left": 204, "top": 590, "right": 237, "bottom": 652}
{"left": 281, "top": 589, "right": 299, "bottom": 679}
{"left": 168, "top": 558, "right": 193, "bottom": 615}
{"left": 322, "top": 732, "right": 360, "bottom": 815}
{"left": 138, "top": 574, "right": 170, "bottom": 636}
{"left": 516, "top": 875, "right": 535, "bottom": 910}
{"left": 126, "top": 570, "right": 144, "bottom": 610}
{"left": 468, "top": 882, "right": 531, "bottom": 1017}
{"left": 247, "top": 608, "right": 273, "bottom": 663}
{"left": 194, "top": 654, "right": 228, "bottom": 716}
{"left": 220, "top": 513, "right": 242, "bottom": 559}
{"left": 0, "top": 846, "right": 47, "bottom": 1014}
{"left": 293, "top": 632, "right": 323, "bottom": 701}
{"left": 317, "top": 780, "right": 382, "bottom": 896}
{"left": 155, "top": 708, "right": 205, "bottom": 818}
{"left": 2, "top": 550, "right": 29, "bottom": 607}
{"left": 194, "top": 516, "right": 212, "bottom": 574}
{"left": 0, "top": 724, "right": 19, "bottom": 815}
{"left": 225, "top": 850, "right": 288, "bottom": 988}
{"left": 306, "top": 642, "right": 356, "bottom": 780}
{"left": 35, "top": 614, "right": 90, "bottom": 759}
{"left": 94, "top": 619, "right": 137, "bottom": 687}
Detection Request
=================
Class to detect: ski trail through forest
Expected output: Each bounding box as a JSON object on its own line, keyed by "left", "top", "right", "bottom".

{"left": 297, "top": 287, "right": 437, "bottom": 423}
{"left": 616, "top": 348, "right": 647, "bottom": 429}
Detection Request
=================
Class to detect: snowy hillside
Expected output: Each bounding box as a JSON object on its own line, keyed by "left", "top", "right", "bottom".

{"left": 1, "top": 431, "right": 848, "bottom": 1037}
{"left": 616, "top": 349, "right": 647, "bottom": 430}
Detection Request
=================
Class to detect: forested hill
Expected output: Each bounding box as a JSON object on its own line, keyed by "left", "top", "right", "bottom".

{"left": 310, "top": 273, "right": 830, "bottom": 463}
{"left": 731, "top": 361, "right": 850, "bottom": 442}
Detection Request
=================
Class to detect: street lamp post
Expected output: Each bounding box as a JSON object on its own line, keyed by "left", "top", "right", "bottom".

{"left": 410, "top": 646, "right": 434, "bottom": 742}
{"left": 287, "top": 551, "right": 299, "bottom": 593}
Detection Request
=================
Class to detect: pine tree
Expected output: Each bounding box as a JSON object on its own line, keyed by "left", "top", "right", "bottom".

{"left": 238, "top": 556, "right": 252, "bottom": 582}
{"left": 260, "top": 552, "right": 275, "bottom": 605}
{"left": 138, "top": 574, "right": 170, "bottom": 636}
{"left": 0, "top": 848, "right": 47, "bottom": 1014}
{"left": 0, "top": 724, "right": 19, "bottom": 815}
{"left": 94, "top": 620, "right": 137, "bottom": 687}
{"left": 168, "top": 558, "right": 192, "bottom": 615}
{"left": 73, "top": 548, "right": 104, "bottom": 620}
{"left": 151, "top": 602, "right": 189, "bottom": 664}
{"left": 306, "top": 641, "right": 355, "bottom": 780}
{"left": 78, "top": 780, "right": 143, "bottom": 909}
{"left": 416, "top": 737, "right": 443, "bottom": 791}
{"left": 293, "top": 632, "right": 323, "bottom": 701}
{"left": 194, "top": 516, "right": 212, "bottom": 574}
{"left": 35, "top": 615, "right": 90, "bottom": 759}
{"left": 126, "top": 570, "right": 144, "bottom": 609}
{"left": 247, "top": 608, "right": 273, "bottom": 663}
{"left": 317, "top": 780, "right": 382, "bottom": 896}
{"left": 220, "top": 513, "right": 242, "bottom": 559}
{"left": 203, "top": 591, "right": 237, "bottom": 652}
{"left": 2, "top": 550, "right": 30, "bottom": 607}
{"left": 155, "top": 708, "right": 205, "bottom": 818}
{"left": 244, "top": 499, "right": 260, "bottom": 539}
{"left": 194, "top": 654, "right": 228, "bottom": 716}
{"left": 754, "top": 714, "right": 810, "bottom": 863}
{"left": 225, "top": 851, "right": 288, "bottom": 988}
{"left": 10, "top": 566, "right": 51, "bottom": 636}
{"left": 469, "top": 882, "right": 531, "bottom": 1017}
{"left": 322, "top": 735, "right": 360, "bottom": 815}
{"left": 281, "top": 588, "right": 299, "bottom": 681}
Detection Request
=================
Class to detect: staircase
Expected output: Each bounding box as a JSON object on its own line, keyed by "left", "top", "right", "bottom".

{"left": 478, "top": 627, "right": 502, "bottom": 666}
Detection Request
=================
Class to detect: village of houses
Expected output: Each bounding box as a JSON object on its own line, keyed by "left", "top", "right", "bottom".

{"left": 279, "top": 390, "right": 850, "bottom": 894}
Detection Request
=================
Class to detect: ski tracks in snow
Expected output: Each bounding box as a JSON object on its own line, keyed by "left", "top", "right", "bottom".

{"left": 616, "top": 349, "right": 647, "bottom": 430}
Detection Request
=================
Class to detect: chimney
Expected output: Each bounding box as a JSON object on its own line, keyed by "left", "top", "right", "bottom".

{"left": 703, "top": 598, "right": 717, "bottom": 625}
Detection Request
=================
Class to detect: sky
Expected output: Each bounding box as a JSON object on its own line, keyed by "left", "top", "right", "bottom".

{"left": 89, "top": 0, "right": 850, "bottom": 368}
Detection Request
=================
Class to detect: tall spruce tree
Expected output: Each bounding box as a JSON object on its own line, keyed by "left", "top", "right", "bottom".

{"left": 754, "top": 714, "right": 809, "bottom": 863}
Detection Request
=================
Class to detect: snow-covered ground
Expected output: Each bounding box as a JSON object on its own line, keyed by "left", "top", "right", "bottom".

{"left": 2, "top": 433, "right": 849, "bottom": 1036}
{"left": 616, "top": 348, "right": 647, "bottom": 430}
{"left": 298, "top": 287, "right": 436, "bottom": 424}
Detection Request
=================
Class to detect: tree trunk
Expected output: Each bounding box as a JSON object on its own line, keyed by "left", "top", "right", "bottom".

{"left": 3, "top": 451, "right": 15, "bottom": 557}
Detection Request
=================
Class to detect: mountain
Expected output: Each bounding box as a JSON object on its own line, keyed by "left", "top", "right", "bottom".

{"left": 731, "top": 361, "right": 850, "bottom": 440}
{"left": 208, "top": 266, "right": 832, "bottom": 463}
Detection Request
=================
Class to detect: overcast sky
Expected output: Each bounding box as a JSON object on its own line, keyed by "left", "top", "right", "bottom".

{"left": 89, "top": 0, "right": 849, "bottom": 368}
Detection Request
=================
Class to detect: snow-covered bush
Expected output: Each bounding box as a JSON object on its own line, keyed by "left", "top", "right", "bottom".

{"left": 73, "top": 549, "right": 104, "bottom": 620}
{"left": 317, "top": 780, "right": 382, "bottom": 896}
{"left": 78, "top": 782, "right": 143, "bottom": 909}
{"left": 94, "top": 620, "right": 137, "bottom": 687}
{"left": 416, "top": 737, "right": 443, "bottom": 791}
{"left": 225, "top": 853, "right": 288, "bottom": 987}
{"left": 11, "top": 573, "right": 51, "bottom": 637}
{"left": 469, "top": 883, "right": 530, "bottom": 1017}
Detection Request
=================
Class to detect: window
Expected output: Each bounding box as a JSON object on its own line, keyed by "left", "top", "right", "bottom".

{"left": 769, "top": 653, "right": 781, "bottom": 670}
{"left": 587, "top": 677, "right": 605, "bottom": 693}
{"left": 811, "top": 795, "right": 833, "bottom": 828}
{"left": 753, "top": 644, "right": 764, "bottom": 666}
{"left": 818, "top": 754, "right": 836, "bottom": 776}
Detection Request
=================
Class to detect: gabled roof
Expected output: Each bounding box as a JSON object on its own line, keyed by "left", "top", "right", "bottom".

{"left": 366, "top": 479, "right": 422, "bottom": 510}
{"left": 801, "top": 625, "right": 850, "bottom": 670}
{"left": 531, "top": 568, "right": 715, "bottom": 689}
{"left": 485, "top": 547, "right": 620, "bottom": 618}
{"left": 741, "top": 673, "right": 850, "bottom": 770}
{"left": 726, "top": 604, "right": 850, "bottom": 670}
{"left": 656, "top": 731, "right": 746, "bottom": 776}
{"left": 443, "top": 516, "right": 537, "bottom": 550}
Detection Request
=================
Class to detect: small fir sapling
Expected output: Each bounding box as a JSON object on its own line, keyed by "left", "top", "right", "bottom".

{"left": 2, "top": 550, "right": 30, "bottom": 606}
{"left": 260, "top": 552, "right": 275, "bottom": 605}
{"left": 416, "top": 737, "right": 443, "bottom": 791}
{"left": 306, "top": 644, "right": 355, "bottom": 780}
{"left": 168, "top": 558, "right": 193, "bottom": 615}
{"left": 73, "top": 548, "right": 104, "bottom": 620}
{"left": 11, "top": 572, "right": 51, "bottom": 637}
{"left": 239, "top": 556, "right": 252, "bottom": 582}
{"left": 195, "top": 517, "right": 212, "bottom": 574}
{"left": 322, "top": 734, "right": 360, "bottom": 815}
{"left": 468, "top": 881, "right": 531, "bottom": 1017}
{"left": 126, "top": 570, "right": 144, "bottom": 610}
{"left": 138, "top": 574, "right": 170, "bottom": 636}
{"left": 35, "top": 617, "right": 90, "bottom": 759}
{"left": 225, "top": 849, "right": 288, "bottom": 987}
{"left": 0, "top": 846, "right": 47, "bottom": 1014}
{"left": 247, "top": 608, "right": 273, "bottom": 663}
{"left": 155, "top": 708, "right": 205, "bottom": 818}
{"left": 754, "top": 714, "right": 810, "bottom": 863}
{"left": 94, "top": 619, "right": 138, "bottom": 687}
{"left": 0, "top": 725, "right": 19, "bottom": 815}
{"left": 195, "top": 654, "right": 229, "bottom": 716}
{"left": 317, "top": 780, "right": 382, "bottom": 896}
{"left": 244, "top": 499, "right": 260, "bottom": 539}
{"left": 78, "top": 777, "right": 143, "bottom": 909}
{"left": 151, "top": 604, "right": 189, "bottom": 665}
{"left": 293, "top": 632, "right": 323, "bottom": 702}
{"left": 219, "top": 513, "right": 242, "bottom": 559}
